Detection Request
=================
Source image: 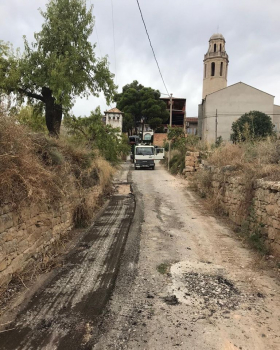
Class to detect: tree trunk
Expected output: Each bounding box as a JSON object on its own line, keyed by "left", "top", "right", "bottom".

{"left": 42, "top": 87, "right": 62, "bottom": 137}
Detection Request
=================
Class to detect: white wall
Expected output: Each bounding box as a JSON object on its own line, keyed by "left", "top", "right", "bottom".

{"left": 105, "top": 113, "right": 123, "bottom": 133}
{"left": 202, "top": 83, "right": 274, "bottom": 142}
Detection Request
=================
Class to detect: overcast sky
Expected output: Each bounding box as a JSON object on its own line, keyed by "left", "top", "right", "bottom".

{"left": 1, "top": 0, "right": 280, "bottom": 117}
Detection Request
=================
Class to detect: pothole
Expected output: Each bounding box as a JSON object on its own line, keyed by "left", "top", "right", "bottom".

{"left": 183, "top": 272, "right": 240, "bottom": 311}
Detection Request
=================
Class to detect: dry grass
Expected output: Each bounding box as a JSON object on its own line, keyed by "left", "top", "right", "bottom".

{"left": 0, "top": 115, "right": 114, "bottom": 208}
{"left": 95, "top": 157, "right": 115, "bottom": 190}
{"left": 207, "top": 143, "right": 244, "bottom": 168}
{"left": 0, "top": 115, "right": 63, "bottom": 206}
{"left": 206, "top": 139, "right": 280, "bottom": 180}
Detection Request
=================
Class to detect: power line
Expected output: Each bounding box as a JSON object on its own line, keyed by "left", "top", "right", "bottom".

{"left": 135, "top": 0, "right": 170, "bottom": 97}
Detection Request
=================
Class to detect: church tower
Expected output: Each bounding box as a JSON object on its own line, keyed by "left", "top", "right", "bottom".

{"left": 202, "top": 33, "right": 229, "bottom": 99}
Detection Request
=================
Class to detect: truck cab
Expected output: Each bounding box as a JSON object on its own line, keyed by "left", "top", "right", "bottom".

{"left": 134, "top": 144, "right": 164, "bottom": 170}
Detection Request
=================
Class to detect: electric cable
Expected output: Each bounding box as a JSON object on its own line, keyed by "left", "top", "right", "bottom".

{"left": 135, "top": 0, "right": 170, "bottom": 97}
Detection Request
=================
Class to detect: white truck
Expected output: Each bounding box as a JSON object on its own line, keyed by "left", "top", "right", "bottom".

{"left": 134, "top": 144, "right": 164, "bottom": 170}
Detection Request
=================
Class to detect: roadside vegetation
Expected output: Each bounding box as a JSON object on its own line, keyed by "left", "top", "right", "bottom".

{"left": 0, "top": 111, "right": 130, "bottom": 209}
{"left": 165, "top": 128, "right": 207, "bottom": 175}
{"left": 189, "top": 112, "right": 279, "bottom": 257}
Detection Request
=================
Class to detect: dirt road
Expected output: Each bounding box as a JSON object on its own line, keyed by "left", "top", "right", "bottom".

{"left": 0, "top": 162, "right": 279, "bottom": 350}
{"left": 0, "top": 166, "right": 134, "bottom": 350}
{"left": 94, "top": 162, "right": 280, "bottom": 350}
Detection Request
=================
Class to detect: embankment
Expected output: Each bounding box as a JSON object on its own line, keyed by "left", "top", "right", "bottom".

{"left": 0, "top": 116, "right": 114, "bottom": 288}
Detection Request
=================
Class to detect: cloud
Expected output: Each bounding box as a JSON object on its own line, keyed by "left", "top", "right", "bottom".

{"left": 1, "top": 0, "right": 280, "bottom": 116}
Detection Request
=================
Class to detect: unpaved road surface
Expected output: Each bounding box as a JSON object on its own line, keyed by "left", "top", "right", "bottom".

{"left": 94, "top": 162, "right": 280, "bottom": 350}
{"left": 0, "top": 167, "right": 134, "bottom": 350}
{"left": 1, "top": 162, "right": 280, "bottom": 350}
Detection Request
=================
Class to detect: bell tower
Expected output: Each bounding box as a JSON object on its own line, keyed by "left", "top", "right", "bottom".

{"left": 202, "top": 33, "right": 229, "bottom": 99}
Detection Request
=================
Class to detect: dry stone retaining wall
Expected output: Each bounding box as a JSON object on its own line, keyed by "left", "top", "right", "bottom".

{"left": 197, "top": 166, "right": 280, "bottom": 257}
{"left": 0, "top": 181, "right": 103, "bottom": 288}
{"left": 184, "top": 151, "right": 200, "bottom": 173}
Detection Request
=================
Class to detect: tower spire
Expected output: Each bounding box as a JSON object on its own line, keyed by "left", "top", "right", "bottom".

{"left": 202, "top": 33, "right": 229, "bottom": 99}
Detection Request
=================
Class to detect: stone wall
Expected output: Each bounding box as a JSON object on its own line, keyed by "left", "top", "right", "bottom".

{"left": 0, "top": 180, "right": 104, "bottom": 288}
{"left": 197, "top": 167, "right": 280, "bottom": 256}
{"left": 254, "top": 179, "right": 280, "bottom": 254}
{"left": 184, "top": 151, "right": 200, "bottom": 173}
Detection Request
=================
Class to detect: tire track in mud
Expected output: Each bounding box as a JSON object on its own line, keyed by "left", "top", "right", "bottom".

{"left": 0, "top": 192, "right": 135, "bottom": 350}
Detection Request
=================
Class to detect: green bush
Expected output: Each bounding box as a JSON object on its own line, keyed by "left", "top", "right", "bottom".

{"left": 231, "top": 111, "right": 275, "bottom": 142}
{"left": 64, "top": 107, "right": 130, "bottom": 165}
{"left": 169, "top": 152, "right": 185, "bottom": 175}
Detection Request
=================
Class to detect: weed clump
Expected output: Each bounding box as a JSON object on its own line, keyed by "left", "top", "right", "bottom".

{"left": 157, "top": 262, "right": 170, "bottom": 275}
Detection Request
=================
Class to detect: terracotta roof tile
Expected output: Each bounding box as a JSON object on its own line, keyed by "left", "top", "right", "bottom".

{"left": 105, "top": 107, "right": 123, "bottom": 114}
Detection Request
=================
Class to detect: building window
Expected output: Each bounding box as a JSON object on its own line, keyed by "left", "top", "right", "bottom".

{"left": 214, "top": 44, "right": 216, "bottom": 52}
{"left": 220, "top": 44, "right": 222, "bottom": 51}
{"left": 204, "top": 64, "right": 207, "bottom": 78}
{"left": 211, "top": 62, "right": 215, "bottom": 76}
{"left": 220, "top": 62, "right": 223, "bottom": 76}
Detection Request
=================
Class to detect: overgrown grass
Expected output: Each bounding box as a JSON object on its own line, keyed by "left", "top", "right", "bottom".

{"left": 193, "top": 139, "right": 280, "bottom": 199}
{"left": 0, "top": 114, "right": 114, "bottom": 208}
{"left": 206, "top": 139, "right": 280, "bottom": 180}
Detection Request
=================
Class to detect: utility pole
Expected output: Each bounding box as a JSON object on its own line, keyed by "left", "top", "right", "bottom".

{"left": 168, "top": 93, "right": 173, "bottom": 171}
{"left": 215, "top": 109, "right": 218, "bottom": 143}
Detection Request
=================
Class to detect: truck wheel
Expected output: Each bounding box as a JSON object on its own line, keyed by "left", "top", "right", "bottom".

{"left": 151, "top": 166, "right": 155, "bottom": 170}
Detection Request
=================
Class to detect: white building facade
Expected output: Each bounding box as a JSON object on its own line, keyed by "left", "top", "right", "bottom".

{"left": 198, "top": 34, "right": 279, "bottom": 143}
{"left": 104, "top": 108, "right": 123, "bottom": 134}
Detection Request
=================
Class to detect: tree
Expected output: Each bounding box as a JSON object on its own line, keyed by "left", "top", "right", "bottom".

{"left": 64, "top": 107, "right": 130, "bottom": 163}
{"left": 167, "top": 126, "right": 186, "bottom": 152}
{"left": 231, "top": 111, "right": 275, "bottom": 142}
{"left": 114, "top": 80, "right": 169, "bottom": 134}
{"left": 16, "top": 104, "right": 47, "bottom": 133}
{"left": 0, "top": 0, "right": 116, "bottom": 136}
